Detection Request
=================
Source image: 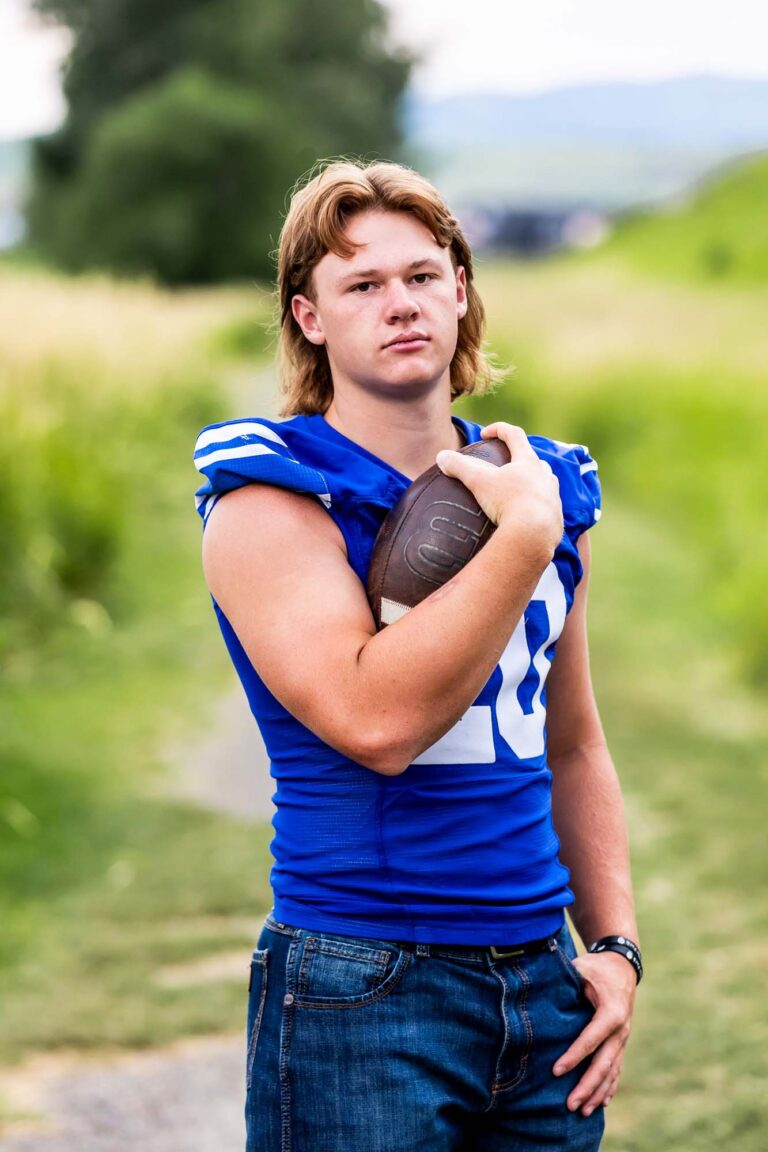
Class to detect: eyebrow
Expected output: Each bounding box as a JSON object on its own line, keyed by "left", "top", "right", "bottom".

{"left": 338, "top": 258, "right": 441, "bottom": 286}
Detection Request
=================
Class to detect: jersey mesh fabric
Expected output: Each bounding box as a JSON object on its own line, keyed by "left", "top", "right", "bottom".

{"left": 193, "top": 413, "right": 602, "bottom": 944}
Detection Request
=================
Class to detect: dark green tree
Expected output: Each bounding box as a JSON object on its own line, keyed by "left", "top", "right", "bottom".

{"left": 28, "top": 0, "right": 412, "bottom": 282}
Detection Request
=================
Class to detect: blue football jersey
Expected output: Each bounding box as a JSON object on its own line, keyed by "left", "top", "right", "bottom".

{"left": 193, "top": 412, "right": 602, "bottom": 943}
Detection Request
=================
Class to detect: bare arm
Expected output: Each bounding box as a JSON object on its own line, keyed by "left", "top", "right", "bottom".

{"left": 202, "top": 422, "right": 562, "bottom": 775}
{"left": 548, "top": 533, "right": 637, "bottom": 946}
{"left": 547, "top": 532, "right": 638, "bottom": 1116}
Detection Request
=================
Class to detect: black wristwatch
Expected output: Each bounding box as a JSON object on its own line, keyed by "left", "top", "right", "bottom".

{"left": 588, "top": 935, "right": 643, "bottom": 984}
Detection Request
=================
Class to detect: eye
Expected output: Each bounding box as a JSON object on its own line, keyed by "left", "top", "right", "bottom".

{"left": 412, "top": 272, "right": 436, "bottom": 284}
{"left": 350, "top": 281, "right": 375, "bottom": 293}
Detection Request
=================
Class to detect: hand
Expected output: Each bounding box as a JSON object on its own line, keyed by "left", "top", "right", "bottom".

{"left": 553, "top": 950, "right": 637, "bottom": 1116}
{"left": 436, "top": 422, "right": 563, "bottom": 556}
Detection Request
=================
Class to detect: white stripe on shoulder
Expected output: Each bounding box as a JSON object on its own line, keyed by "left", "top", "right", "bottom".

{"left": 194, "top": 442, "right": 279, "bottom": 470}
{"left": 203, "top": 494, "right": 220, "bottom": 521}
{"left": 194, "top": 420, "right": 288, "bottom": 454}
{"left": 593, "top": 507, "right": 602, "bottom": 521}
{"left": 549, "top": 438, "right": 590, "bottom": 457}
{"left": 579, "top": 460, "right": 598, "bottom": 475}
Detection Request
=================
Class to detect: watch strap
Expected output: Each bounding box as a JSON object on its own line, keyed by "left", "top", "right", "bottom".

{"left": 588, "top": 934, "right": 643, "bottom": 984}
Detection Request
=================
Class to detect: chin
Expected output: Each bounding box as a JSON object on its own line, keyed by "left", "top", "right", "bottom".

{"left": 382, "top": 372, "right": 448, "bottom": 400}
{"left": 388, "top": 357, "right": 449, "bottom": 386}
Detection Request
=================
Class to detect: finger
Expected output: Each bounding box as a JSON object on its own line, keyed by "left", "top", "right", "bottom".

{"left": 581, "top": 1068, "right": 622, "bottom": 1117}
{"left": 481, "top": 422, "right": 537, "bottom": 460}
{"left": 564, "top": 1037, "right": 622, "bottom": 1111}
{"left": 575, "top": 1063, "right": 620, "bottom": 1115}
{"left": 603, "top": 1083, "right": 618, "bottom": 1107}
{"left": 553, "top": 1009, "right": 620, "bottom": 1076}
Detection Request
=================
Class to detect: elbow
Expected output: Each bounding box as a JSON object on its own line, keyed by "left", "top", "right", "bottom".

{"left": 344, "top": 725, "right": 416, "bottom": 777}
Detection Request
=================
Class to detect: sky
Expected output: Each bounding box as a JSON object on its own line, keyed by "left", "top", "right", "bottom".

{"left": 386, "top": 0, "right": 768, "bottom": 97}
{"left": 0, "top": 1, "right": 69, "bottom": 138}
{"left": 1, "top": 0, "right": 768, "bottom": 138}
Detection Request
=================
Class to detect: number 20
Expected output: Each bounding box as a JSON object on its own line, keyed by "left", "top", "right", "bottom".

{"left": 412, "top": 563, "right": 567, "bottom": 766}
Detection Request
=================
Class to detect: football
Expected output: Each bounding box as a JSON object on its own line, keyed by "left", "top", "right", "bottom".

{"left": 366, "top": 437, "right": 511, "bottom": 629}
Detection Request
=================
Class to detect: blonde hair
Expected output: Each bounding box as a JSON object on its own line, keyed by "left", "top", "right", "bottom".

{"left": 276, "top": 159, "right": 501, "bottom": 416}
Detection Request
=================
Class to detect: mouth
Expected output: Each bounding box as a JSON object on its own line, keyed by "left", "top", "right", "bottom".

{"left": 384, "top": 332, "right": 430, "bottom": 351}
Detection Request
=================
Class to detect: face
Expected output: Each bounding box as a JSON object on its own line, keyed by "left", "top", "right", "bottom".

{"left": 291, "top": 210, "right": 468, "bottom": 401}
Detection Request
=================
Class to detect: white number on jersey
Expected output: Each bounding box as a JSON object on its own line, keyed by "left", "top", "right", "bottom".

{"left": 412, "top": 563, "right": 567, "bottom": 765}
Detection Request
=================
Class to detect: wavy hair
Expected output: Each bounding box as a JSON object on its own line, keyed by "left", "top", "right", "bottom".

{"left": 276, "top": 159, "right": 501, "bottom": 416}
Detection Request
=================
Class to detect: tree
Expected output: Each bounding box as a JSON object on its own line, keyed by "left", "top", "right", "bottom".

{"left": 28, "top": 0, "right": 412, "bottom": 283}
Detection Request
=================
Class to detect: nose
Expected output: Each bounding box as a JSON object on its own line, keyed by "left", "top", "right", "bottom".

{"left": 385, "top": 278, "right": 420, "bottom": 323}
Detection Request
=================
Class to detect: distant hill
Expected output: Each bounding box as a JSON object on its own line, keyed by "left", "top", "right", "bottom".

{"left": 407, "top": 76, "right": 768, "bottom": 151}
{"left": 408, "top": 75, "right": 768, "bottom": 211}
{"left": 593, "top": 150, "right": 768, "bottom": 283}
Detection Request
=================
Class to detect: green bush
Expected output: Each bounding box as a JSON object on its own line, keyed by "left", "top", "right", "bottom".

{"left": 34, "top": 69, "right": 312, "bottom": 284}
{"left": 0, "top": 357, "right": 220, "bottom": 665}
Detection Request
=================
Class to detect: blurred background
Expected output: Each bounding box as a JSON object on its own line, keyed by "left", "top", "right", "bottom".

{"left": 1, "top": 1, "right": 766, "bottom": 1148}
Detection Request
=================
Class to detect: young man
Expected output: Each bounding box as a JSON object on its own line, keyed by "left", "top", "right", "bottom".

{"left": 194, "top": 160, "right": 639, "bottom": 1151}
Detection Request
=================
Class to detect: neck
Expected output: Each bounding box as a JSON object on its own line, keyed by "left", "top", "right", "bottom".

{"left": 323, "top": 380, "right": 464, "bottom": 480}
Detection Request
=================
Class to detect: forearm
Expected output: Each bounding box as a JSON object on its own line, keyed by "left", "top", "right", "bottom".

{"left": 550, "top": 739, "right": 638, "bottom": 947}
{"left": 351, "top": 525, "right": 552, "bottom": 770}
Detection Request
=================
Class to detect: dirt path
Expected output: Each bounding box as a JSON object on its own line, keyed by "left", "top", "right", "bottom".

{"left": 160, "top": 688, "right": 276, "bottom": 822}
{"left": 0, "top": 687, "right": 270, "bottom": 1152}
{"left": 0, "top": 1036, "right": 245, "bottom": 1151}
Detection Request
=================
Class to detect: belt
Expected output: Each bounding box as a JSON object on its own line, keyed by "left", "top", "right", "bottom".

{"left": 393, "top": 934, "right": 557, "bottom": 960}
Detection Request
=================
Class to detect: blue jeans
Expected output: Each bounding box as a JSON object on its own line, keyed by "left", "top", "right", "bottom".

{"left": 245, "top": 912, "right": 604, "bottom": 1151}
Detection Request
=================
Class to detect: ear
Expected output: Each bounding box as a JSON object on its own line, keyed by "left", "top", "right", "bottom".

{"left": 291, "top": 294, "right": 326, "bottom": 346}
{"left": 455, "top": 266, "right": 468, "bottom": 319}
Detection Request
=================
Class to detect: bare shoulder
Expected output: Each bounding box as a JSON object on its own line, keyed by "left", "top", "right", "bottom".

{"left": 204, "top": 481, "right": 343, "bottom": 547}
{"left": 202, "top": 482, "right": 345, "bottom": 586}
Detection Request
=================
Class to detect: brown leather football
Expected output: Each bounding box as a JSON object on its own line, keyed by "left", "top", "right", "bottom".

{"left": 366, "top": 436, "right": 511, "bottom": 629}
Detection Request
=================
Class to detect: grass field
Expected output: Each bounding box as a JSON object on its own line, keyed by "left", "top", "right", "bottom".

{"left": 1, "top": 256, "right": 766, "bottom": 1148}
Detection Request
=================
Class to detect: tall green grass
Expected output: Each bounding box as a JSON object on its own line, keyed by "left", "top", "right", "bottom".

{"left": 1, "top": 362, "right": 209, "bottom": 660}
{"left": 0, "top": 272, "right": 275, "bottom": 1073}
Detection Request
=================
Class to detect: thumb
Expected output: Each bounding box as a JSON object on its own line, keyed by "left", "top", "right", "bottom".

{"left": 436, "top": 449, "right": 495, "bottom": 485}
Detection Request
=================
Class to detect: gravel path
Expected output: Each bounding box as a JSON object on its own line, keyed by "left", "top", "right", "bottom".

{"left": 0, "top": 1036, "right": 246, "bottom": 1151}
{"left": 0, "top": 687, "right": 266, "bottom": 1152}
{"left": 0, "top": 688, "right": 265, "bottom": 1151}
{"left": 161, "top": 689, "right": 277, "bottom": 822}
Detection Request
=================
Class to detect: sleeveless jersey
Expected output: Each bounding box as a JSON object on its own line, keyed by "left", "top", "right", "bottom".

{"left": 193, "top": 412, "right": 602, "bottom": 944}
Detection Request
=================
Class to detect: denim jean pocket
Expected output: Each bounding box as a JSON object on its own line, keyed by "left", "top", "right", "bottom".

{"left": 553, "top": 936, "right": 586, "bottom": 996}
{"left": 245, "top": 947, "right": 269, "bottom": 1091}
{"left": 295, "top": 934, "right": 409, "bottom": 1009}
